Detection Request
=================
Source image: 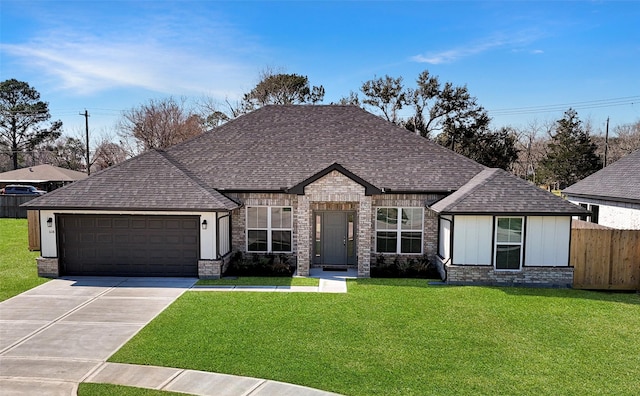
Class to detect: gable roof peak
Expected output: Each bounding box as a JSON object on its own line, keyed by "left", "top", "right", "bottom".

{"left": 287, "top": 162, "right": 382, "bottom": 196}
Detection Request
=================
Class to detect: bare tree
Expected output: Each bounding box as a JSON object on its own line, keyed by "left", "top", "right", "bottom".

{"left": 92, "top": 139, "right": 128, "bottom": 172}
{"left": 512, "top": 120, "right": 553, "bottom": 183}
{"left": 592, "top": 119, "right": 640, "bottom": 166}
{"left": 118, "top": 97, "right": 204, "bottom": 154}
{"left": 196, "top": 96, "right": 237, "bottom": 130}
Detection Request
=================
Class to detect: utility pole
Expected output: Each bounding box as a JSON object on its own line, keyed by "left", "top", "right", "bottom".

{"left": 604, "top": 117, "right": 609, "bottom": 168}
{"left": 80, "top": 110, "right": 90, "bottom": 175}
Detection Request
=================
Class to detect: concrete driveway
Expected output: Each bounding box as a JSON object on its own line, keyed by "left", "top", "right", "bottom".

{"left": 0, "top": 277, "right": 196, "bottom": 395}
{"left": 0, "top": 276, "right": 345, "bottom": 396}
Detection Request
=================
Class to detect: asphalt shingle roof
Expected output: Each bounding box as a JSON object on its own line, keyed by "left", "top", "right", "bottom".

{"left": 430, "top": 168, "right": 588, "bottom": 215}
{"left": 0, "top": 164, "right": 88, "bottom": 183}
{"left": 24, "top": 105, "right": 585, "bottom": 214}
{"left": 167, "top": 105, "right": 485, "bottom": 192}
{"left": 563, "top": 149, "right": 640, "bottom": 203}
{"left": 23, "top": 150, "right": 238, "bottom": 211}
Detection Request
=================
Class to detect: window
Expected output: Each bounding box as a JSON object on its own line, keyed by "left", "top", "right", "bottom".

{"left": 495, "top": 217, "right": 523, "bottom": 270}
{"left": 247, "top": 207, "right": 292, "bottom": 252}
{"left": 579, "top": 203, "right": 588, "bottom": 221}
{"left": 376, "top": 207, "right": 423, "bottom": 254}
{"left": 589, "top": 204, "right": 599, "bottom": 224}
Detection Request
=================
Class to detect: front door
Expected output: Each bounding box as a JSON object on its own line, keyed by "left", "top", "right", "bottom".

{"left": 314, "top": 211, "right": 356, "bottom": 267}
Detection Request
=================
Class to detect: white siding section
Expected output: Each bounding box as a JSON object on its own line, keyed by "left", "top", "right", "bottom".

{"left": 218, "top": 213, "right": 231, "bottom": 257}
{"left": 452, "top": 215, "right": 492, "bottom": 265}
{"left": 40, "top": 210, "right": 57, "bottom": 258}
{"left": 599, "top": 204, "right": 640, "bottom": 229}
{"left": 200, "top": 212, "right": 217, "bottom": 260}
{"left": 568, "top": 198, "right": 640, "bottom": 229}
{"left": 439, "top": 215, "right": 452, "bottom": 260}
{"left": 525, "top": 216, "right": 571, "bottom": 266}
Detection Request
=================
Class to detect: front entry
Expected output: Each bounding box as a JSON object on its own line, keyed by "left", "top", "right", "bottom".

{"left": 314, "top": 211, "right": 356, "bottom": 268}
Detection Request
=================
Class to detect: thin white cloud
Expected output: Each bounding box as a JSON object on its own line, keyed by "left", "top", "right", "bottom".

{"left": 0, "top": 22, "right": 259, "bottom": 99}
{"left": 411, "top": 31, "right": 543, "bottom": 64}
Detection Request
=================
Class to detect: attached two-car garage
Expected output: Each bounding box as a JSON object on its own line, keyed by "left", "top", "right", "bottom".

{"left": 58, "top": 214, "right": 200, "bottom": 277}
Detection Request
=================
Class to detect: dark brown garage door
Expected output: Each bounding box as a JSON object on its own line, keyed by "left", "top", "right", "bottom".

{"left": 59, "top": 214, "right": 199, "bottom": 276}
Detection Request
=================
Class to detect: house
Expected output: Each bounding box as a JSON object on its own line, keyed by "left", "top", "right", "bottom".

{"left": 0, "top": 164, "right": 88, "bottom": 192}
{"left": 24, "top": 105, "right": 587, "bottom": 286}
{"left": 1, "top": 165, "right": 88, "bottom": 219}
{"left": 563, "top": 149, "right": 640, "bottom": 229}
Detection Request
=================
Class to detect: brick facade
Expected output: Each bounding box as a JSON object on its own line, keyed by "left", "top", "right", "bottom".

{"left": 300, "top": 170, "right": 371, "bottom": 277}
{"left": 227, "top": 175, "right": 445, "bottom": 278}
{"left": 37, "top": 257, "right": 59, "bottom": 278}
{"left": 445, "top": 263, "right": 574, "bottom": 287}
{"left": 371, "top": 194, "right": 444, "bottom": 266}
{"left": 198, "top": 256, "right": 233, "bottom": 280}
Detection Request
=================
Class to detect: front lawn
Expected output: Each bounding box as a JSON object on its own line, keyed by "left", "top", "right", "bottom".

{"left": 0, "top": 218, "right": 46, "bottom": 301}
{"left": 110, "top": 279, "right": 640, "bottom": 395}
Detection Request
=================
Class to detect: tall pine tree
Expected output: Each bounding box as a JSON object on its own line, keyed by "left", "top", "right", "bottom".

{"left": 541, "top": 109, "right": 602, "bottom": 188}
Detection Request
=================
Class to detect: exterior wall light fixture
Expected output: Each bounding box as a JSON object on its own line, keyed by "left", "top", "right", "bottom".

{"left": 201, "top": 219, "right": 207, "bottom": 230}
{"left": 47, "top": 217, "right": 53, "bottom": 227}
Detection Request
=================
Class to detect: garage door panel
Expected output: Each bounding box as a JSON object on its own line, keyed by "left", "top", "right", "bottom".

{"left": 113, "top": 219, "right": 129, "bottom": 228}
{"left": 59, "top": 215, "right": 199, "bottom": 277}
{"left": 96, "top": 218, "right": 113, "bottom": 228}
{"left": 131, "top": 219, "right": 147, "bottom": 229}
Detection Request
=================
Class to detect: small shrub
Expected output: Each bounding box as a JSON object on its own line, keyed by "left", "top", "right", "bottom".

{"left": 224, "top": 251, "right": 294, "bottom": 277}
{"left": 371, "top": 254, "right": 441, "bottom": 279}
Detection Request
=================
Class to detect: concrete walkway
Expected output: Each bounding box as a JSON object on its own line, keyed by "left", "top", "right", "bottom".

{"left": 192, "top": 268, "right": 356, "bottom": 294}
{"left": 0, "top": 273, "right": 351, "bottom": 396}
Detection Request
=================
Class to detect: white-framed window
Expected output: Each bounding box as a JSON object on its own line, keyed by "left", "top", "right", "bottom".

{"left": 375, "top": 207, "right": 423, "bottom": 254}
{"left": 246, "top": 206, "right": 292, "bottom": 252}
{"left": 494, "top": 217, "right": 524, "bottom": 270}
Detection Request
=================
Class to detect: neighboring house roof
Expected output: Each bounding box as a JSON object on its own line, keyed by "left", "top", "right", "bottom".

{"left": 23, "top": 150, "right": 239, "bottom": 211}
{"left": 430, "top": 168, "right": 588, "bottom": 215}
{"left": 563, "top": 149, "right": 640, "bottom": 204}
{"left": 0, "top": 164, "right": 88, "bottom": 183}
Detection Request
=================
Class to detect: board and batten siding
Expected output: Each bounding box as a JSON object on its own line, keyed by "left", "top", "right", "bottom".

{"left": 38, "top": 209, "right": 223, "bottom": 261}
{"left": 525, "top": 216, "right": 571, "bottom": 266}
{"left": 438, "top": 215, "right": 452, "bottom": 260}
{"left": 452, "top": 215, "right": 493, "bottom": 265}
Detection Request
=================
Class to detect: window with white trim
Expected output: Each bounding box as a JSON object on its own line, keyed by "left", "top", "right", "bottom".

{"left": 495, "top": 217, "right": 523, "bottom": 270}
{"left": 246, "top": 207, "right": 292, "bottom": 252}
{"left": 375, "top": 207, "right": 423, "bottom": 254}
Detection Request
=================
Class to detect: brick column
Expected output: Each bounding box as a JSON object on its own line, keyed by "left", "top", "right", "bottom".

{"left": 198, "top": 260, "right": 222, "bottom": 279}
{"left": 296, "top": 196, "right": 311, "bottom": 276}
{"left": 36, "top": 257, "right": 59, "bottom": 278}
{"left": 358, "top": 196, "right": 372, "bottom": 277}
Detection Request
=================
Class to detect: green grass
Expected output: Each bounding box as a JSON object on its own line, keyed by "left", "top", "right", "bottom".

{"left": 78, "top": 383, "right": 185, "bottom": 396}
{"left": 110, "top": 279, "right": 640, "bottom": 395}
{"left": 0, "top": 218, "right": 46, "bottom": 301}
{"left": 196, "top": 276, "right": 319, "bottom": 286}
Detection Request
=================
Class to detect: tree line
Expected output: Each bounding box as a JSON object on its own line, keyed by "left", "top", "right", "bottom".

{"left": 1, "top": 73, "right": 638, "bottom": 189}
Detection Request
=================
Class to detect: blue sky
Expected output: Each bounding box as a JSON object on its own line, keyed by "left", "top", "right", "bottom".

{"left": 1, "top": 0, "right": 639, "bottom": 143}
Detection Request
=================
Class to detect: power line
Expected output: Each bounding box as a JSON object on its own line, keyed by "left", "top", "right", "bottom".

{"left": 488, "top": 96, "right": 640, "bottom": 116}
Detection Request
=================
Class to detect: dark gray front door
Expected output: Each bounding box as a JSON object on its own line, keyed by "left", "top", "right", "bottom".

{"left": 315, "top": 211, "right": 356, "bottom": 267}
{"left": 323, "top": 212, "right": 347, "bottom": 265}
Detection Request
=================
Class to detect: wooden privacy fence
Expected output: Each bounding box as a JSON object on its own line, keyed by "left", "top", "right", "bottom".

{"left": 27, "top": 210, "right": 41, "bottom": 251}
{"left": 571, "top": 228, "right": 640, "bottom": 290}
{"left": 0, "top": 195, "right": 36, "bottom": 218}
